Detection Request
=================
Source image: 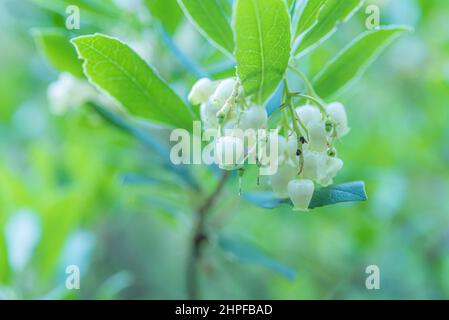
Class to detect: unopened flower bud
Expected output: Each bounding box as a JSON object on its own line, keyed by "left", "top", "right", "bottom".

{"left": 325, "top": 120, "right": 333, "bottom": 133}
{"left": 216, "top": 99, "right": 233, "bottom": 124}
{"left": 188, "top": 78, "right": 216, "bottom": 105}
{"left": 325, "top": 102, "right": 349, "bottom": 138}
{"left": 327, "top": 147, "right": 337, "bottom": 157}
{"left": 288, "top": 179, "right": 315, "bottom": 212}
{"left": 216, "top": 110, "right": 226, "bottom": 122}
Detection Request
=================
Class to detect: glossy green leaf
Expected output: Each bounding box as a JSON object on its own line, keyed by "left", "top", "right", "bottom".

{"left": 144, "top": 0, "right": 183, "bottom": 34}
{"left": 234, "top": 0, "right": 291, "bottom": 105}
{"left": 33, "top": 28, "right": 84, "bottom": 78}
{"left": 294, "top": 0, "right": 327, "bottom": 38}
{"left": 71, "top": 34, "right": 196, "bottom": 130}
{"left": 314, "top": 26, "right": 412, "bottom": 98}
{"left": 218, "top": 235, "right": 296, "bottom": 280}
{"left": 178, "top": 0, "right": 234, "bottom": 54}
{"left": 294, "top": 0, "right": 364, "bottom": 57}
{"left": 244, "top": 181, "right": 367, "bottom": 209}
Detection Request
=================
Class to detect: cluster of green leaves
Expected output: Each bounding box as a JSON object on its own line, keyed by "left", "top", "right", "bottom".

{"left": 30, "top": 0, "right": 412, "bottom": 282}
{"left": 33, "top": 0, "right": 409, "bottom": 211}
{"left": 3, "top": 0, "right": 446, "bottom": 299}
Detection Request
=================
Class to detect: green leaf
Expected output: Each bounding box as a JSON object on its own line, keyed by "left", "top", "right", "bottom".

{"left": 71, "top": 33, "right": 196, "bottom": 130}
{"left": 234, "top": 0, "right": 291, "bottom": 105}
{"left": 177, "top": 0, "right": 234, "bottom": 54}
{"left": 218, "top": 235, "right": 296, "bottom": 280}
{"left": 313, "top": 26, "right": 412, "bottom": 98}
{"left": 294, "top": 0, "right": 364, "bottom": 57}
{"left": 309, "top": 181, "right": 368, "bottom": 208}
{"left": 88, "top": 103, "right": 199, "bottom": 190}
{"left": 33, "top": 28, "right": 84, "bottom": 78}
{"left": 144, "top": 0, "right": 183, "bottom": 34}
{"left": 244, "top": 181, "right": 368, "bottom": 209}
{"left": 294, "top": 0, "right": 327, "bottom": 38}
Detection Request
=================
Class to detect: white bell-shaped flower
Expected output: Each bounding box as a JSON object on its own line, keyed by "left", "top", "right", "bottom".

{"left": 317, "top": 157, "right": 344, "bottom": 186}
{"left": 307, "top": 120, "right": 328, "bottom": 152}
{"left": 326, "top": 102, "right": 349, "bottom": 138}
{"left": 238, "top": 105, "right": 268, "bottom": 130}
{"left": 296, "top": 105, "right": 322, "bottom": 133}
{"left": 47, "top": 73, "right": 96, "bottom": 115}
{"left": 302, "top": 148, "right": 325, "bottom": 181}
{"left": 288, "top": 179, "right": 315, "bottom": 212}
{"left": 200, "top": 101, "right": 220, "bottom": 129}
{"left": 210, "top": 78, "right": 235, "bottom": 108}
{"left": 214, "top": 135, "right": 245, "bottom": 171}
{"left": 188, "top": 78, "right": 216, "bottom": 105}
{"left": 269, "top": 163, "right": 297, "bottom": 199}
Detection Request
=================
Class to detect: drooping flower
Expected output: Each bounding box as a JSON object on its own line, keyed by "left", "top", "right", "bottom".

{"left": 307, "top": 120, "right": 328, "bottom": 152}
{"left": 326, "top": 102, "right": 350, "bottom": 138}
{"left": 296, "top": 105, "right": 321, "bottom": 132}
{"left": 238, "top": 105, "right": 268, "bottom": 130}
{"left": 269, "top": 163, "right": 297, "bottom": 198}
{"left": 317, "top": 156, "right": 344, "bottom": 187}
{"left": 188, "top": 78, "right": 217, "bottom": 105}
{"left": 200, "top": 101, "right": 220, "bottom": 129}
{"left": 302, "top": 147, "right": 326, "bottom": 181}
{"left": 210, "top": 78, "right": 236, "bottom": 109}
{"left": 288, "top": 179, "right": 315, "bottom": 211}
{"left": 214, "top": 135, "right": 245, "bottom": 171}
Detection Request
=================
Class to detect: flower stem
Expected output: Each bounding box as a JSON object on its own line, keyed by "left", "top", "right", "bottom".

{"left": 290, "top": 92, "right": 328, "bottom": 118}
{"left": 288, "top": 64, "right": 318, "bottom": 99}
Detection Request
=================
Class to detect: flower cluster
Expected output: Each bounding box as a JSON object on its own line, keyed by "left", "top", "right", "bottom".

{"left": 189, "top": 77, "right": 350, "bottom": 212}
{"left": 269, "top": 102, "right": 349, "bottom": 211}
{"left": 188, "top": 77, "right": 268, "bottom": 171}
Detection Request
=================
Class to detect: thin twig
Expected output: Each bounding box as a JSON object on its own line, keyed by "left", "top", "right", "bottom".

{"left": 187, "top": 170, "right": 230, "bottom": 299}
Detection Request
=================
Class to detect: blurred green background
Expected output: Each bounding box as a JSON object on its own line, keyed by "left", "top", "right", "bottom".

{"left": 1, "top": 0, "right": 449, "bottom": 299}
